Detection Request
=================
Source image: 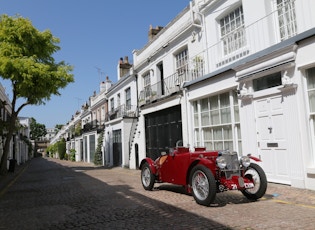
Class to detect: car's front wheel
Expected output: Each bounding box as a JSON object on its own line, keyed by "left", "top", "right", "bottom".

{"left": 241, "top": 163, "right": 267, "bottom": 200}
{"left": 190, "top": 165, "right": 216, "bottom": 206}
{"left": 141, "top": 162, "right": 155, "bottom": 191}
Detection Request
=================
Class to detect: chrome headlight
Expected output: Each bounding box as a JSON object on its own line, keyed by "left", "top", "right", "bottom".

{"left": 240, "top": 156, "right": 251, "bottom": 168}
{"left": 216, "top": 156, "right": 227, "bottom": 169}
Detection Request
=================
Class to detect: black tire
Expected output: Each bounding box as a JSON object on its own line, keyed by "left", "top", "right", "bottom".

{"left": 141, "top": 162, "right": 155, "bottom": 191}
{"left": 241, "top": 163, "right": 267, "bottom": 200}
{"left": 189, "top": 165, "right": 216, "bottom": 206}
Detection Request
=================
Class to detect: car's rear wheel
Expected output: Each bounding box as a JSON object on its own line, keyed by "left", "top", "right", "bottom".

{"left": 190, "top": 165, "right": 216, "bottom": 206}
{"left": 141, "top": 162, "right": 155, "bottom": 190}
{"left": 241, "top": 163, "right": 267, "bottom": 200}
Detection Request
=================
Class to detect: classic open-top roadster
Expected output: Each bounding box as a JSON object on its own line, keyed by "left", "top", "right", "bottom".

{"left": 140, "top": 145, "right": 267, "bottom": 206}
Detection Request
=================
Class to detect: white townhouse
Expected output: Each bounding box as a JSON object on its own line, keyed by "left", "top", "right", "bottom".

{"left": 131, "top": 4, "right": 205, "bottom": 168}
{"left": 17, "top": 117, "right": 31, "bottom": 164}
{"left": 104, "top": 57, "right": 138, "bottom": 168}
{"left": 131, "top": 0, "right": 315, "bottom": 190}
{"left": 80, "top": 78, "right": 111, "bottom": 163}
{"left": 0, "top": 83, "right": 12, "bottom": 164}
{"left": 186, "top": 0, "right": 315, "bottom": 190}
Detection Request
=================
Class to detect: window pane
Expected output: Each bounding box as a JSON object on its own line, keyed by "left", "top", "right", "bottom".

{"left": 194, "top": 113, "right": 199, "bottom": 127}
{"left": 234, "top": 105, "right": 240, "bottom": 122}
{"left": 201, "top": 98, "right": 209, "bottom": 111}
{"left": 221, "top": 108, "right": 231, "bottom": 123}
{"left": 205, "top": 142, "right": 213, "bottom": 150}
{"left": 214, "top": 142, "right": 223, "bottom": 150}
{"left": 253, "top": 72, "right": 282, "bottom": 91}
{"left": 210, "top": 96, "right": 218, "bottom": 110}
{"left": 193, "top": 101, "right": 198, "bottom": 113}
{"left": 210, "top": 110, "right": 220, "bottom": 124}
{"left": 203, "top": 128, "right": 212, "bottom": 141}
{"left": 213, "top": 128, "right": 222, "bottom": 140}
{"left": 201, "top": 112, "right": 210, "bottom": 126}
{"left": 220, "top": 92, "right": 230, "bottom": 107}
{"left": 308, "top": 90, "right": 315, "bottom": 112}
{"left": 223, "top": 126, "right": 232, "bottom": 139}
{"left": 225, "top": 141, "right": 233, "bottom": 151}
{"left": 307, "top": 67, "right": 315, "bottom": 89}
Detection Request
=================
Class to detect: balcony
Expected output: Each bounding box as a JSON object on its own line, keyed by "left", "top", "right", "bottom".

{"left": 139, "top": 65, "right": 204, "bottom": 106}
{"left": 106, "top": 104, "right": 138, "bottom": 121}
{"left": 82, "top": 119, "right": 104, "bottom": 133}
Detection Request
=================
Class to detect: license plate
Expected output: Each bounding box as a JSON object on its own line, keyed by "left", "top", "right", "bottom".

{"left": 244, "top": 183, "right": 254, "bottom": 188}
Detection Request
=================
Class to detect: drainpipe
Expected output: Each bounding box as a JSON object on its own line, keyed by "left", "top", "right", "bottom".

{"left": 190, "top": 0, "right": 211, "bottom": 74}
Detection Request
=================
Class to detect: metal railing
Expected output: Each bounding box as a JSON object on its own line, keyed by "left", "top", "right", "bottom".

{"left": 106, "top": 104, "right": 138, "bottom": 121}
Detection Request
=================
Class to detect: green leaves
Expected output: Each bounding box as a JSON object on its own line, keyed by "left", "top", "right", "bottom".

{"left": 0, "top": 14, "right": 74, "bottom": 106}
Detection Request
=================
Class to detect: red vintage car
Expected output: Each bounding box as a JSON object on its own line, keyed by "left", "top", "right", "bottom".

{"left": 140, "top": 145, "right": 267, "bottom": 206}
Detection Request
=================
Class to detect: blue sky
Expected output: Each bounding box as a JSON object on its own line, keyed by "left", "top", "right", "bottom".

{"left": 0, "top": 0, "right": 189, "bottom": 128}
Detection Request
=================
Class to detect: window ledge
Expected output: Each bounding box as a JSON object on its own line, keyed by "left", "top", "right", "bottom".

{"left": 278, "top": 83, "right": 297, "bottom": 92}
{"left": 306, "top": 167, "right": 315, "bottom": 174}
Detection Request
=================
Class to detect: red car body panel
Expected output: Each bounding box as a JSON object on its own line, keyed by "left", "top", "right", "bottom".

{"left": 141, "top": 147, "right": 260, "bottom": 192}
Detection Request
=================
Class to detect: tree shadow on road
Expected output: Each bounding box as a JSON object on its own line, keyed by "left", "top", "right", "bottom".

{"left": 0, "top": 158, "right": 238, "bottom": 229}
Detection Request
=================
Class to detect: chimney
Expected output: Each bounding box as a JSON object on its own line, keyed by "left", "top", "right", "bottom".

{"left": 148, "top": 25, "right": 164, "bottom": 41}
{"left": 117, "top": 56, "right": 132, "bottom": 80}
{"left": 100, "top": 76, "right": 112, "bottom": 92}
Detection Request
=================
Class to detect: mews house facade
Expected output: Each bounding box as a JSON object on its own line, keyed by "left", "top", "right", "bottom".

{"left": 131, "top": 0, "right": 315, "bottom": 190}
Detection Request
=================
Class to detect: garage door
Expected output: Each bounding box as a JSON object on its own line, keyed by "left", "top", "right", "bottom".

{"left": 145, "top": 105, "right": 182, "bottom": 160}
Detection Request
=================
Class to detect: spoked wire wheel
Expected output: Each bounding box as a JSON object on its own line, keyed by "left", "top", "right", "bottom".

{"left": 190, "top": 165, "right": 216, "bottom": 206}
{"left": 141, "top": 162, "right": 155, "bottom": 190}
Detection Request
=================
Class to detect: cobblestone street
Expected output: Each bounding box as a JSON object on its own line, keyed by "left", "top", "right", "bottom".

{"left": 0, "top": 157, "right": 315, "bottom": 229}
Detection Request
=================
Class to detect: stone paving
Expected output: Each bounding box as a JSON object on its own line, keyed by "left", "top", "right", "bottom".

{"left": 0, "top": 157, "right": 315, "bottom": 229}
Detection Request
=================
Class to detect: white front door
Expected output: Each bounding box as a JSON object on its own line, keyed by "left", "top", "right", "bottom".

{"left": 255, "top": 95, "right": 290, "bottom": 185}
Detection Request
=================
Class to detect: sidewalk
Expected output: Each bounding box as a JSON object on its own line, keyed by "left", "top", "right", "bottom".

{"left": 0, "top": 160, "right": 30, "bottom": 196}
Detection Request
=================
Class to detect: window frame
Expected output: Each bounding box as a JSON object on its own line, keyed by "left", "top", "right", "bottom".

{"left": 125, "top": 87, "right": 131, "bottom": 108}
{"left": 193, "top": 90, "right": 241, "bottom": 153}
{"left": 219, "top": 5, "right": 246, "bottom": 56}
{"left": 276, "top": 0, "right": 297, "bottom": 41}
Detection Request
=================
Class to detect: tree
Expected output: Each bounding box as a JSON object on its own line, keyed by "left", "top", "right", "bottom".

{"left": 0, "top": 15, "right": 74, "bottom": 175}
{"left": 94, "top": 130, "right": 104, "bottom": 165}
{"left": 30, "top": 117, "right": 47, "bottom": 141}
{"left": 55, "top": 124, "right": 63, "bottom": 131}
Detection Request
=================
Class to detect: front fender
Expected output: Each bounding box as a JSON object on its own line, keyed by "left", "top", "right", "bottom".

{"left": 140, "top": 158, "right": 157, "bottom": 174}
{"left": 197, "top": 158, "right": 216, "bottom": 175}
{"left": 187, "top": 158, "right": 216, "bottom": 183}
{"left": 249, "top": 155, "right": 261, "bottom": 162}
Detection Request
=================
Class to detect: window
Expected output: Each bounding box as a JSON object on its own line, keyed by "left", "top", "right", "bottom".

{"left": 306, "top": 67, "right": 315, "bottom": 166}
{"left": 220, "top": 6, "right": 246, "bottom": 55}
{"left": 143, "top": 72, "right": 151, "bottom": 98}
{"left": 193, "top": 90, "right": 241, "bottom": 153}
{"left": 117, "top": 93, "right": 120, "bottom": 108}
{"left": 253, "top": 72, "right": 282, "bottom": 91}
{"left": 277, "top": 0, "right": 297, "bottom": 41}
{"left": 125, "top": 87, "right": 131, "bottom": 109}
{"left": 175, "top": 48, "right": 189, "bottom": 77}
{"left": 110, "top": 98, "right": 114, "bottom": 112}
